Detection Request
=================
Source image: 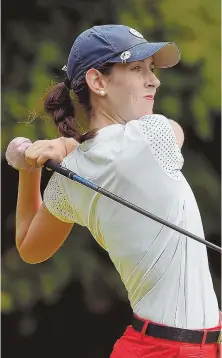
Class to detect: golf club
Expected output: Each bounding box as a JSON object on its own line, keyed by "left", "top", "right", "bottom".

{"left": 44, "top": 159, "right": 222, "bottom": 254}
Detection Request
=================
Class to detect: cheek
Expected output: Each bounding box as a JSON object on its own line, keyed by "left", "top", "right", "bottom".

{"left": 120, "top": 76, "right": 146, "bottom": 103}
{"left": 110, "top": 73, "right": 140, "bottom": 96}
{"left": 112, "top": 81, "right": 141, "bottom": 103}
{"left": 108, "top": 81, "right": 133, "bottom": 104}
{"left": 107, "top": 76, "right": 154, "bottom": 118}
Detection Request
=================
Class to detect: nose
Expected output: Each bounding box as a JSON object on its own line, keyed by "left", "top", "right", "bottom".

{"left": 144, "top": 71, "right": 161, "bottom": 89}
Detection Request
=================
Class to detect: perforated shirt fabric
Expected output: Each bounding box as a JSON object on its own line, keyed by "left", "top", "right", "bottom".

{"left": 43, "top": 114, "right": 219, "bottom": 329}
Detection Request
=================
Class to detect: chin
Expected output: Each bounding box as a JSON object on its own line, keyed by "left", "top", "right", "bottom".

{"left": 140, "top": 110, "right": 153, "bottom": 117}
{"left": 129, "top": 108, "right": 153, "bottom": 121}
{"left": 141, "top": 105, "right": 153, "bottom": 116}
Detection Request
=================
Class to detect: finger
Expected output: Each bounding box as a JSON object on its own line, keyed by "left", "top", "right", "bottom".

{"left": 36, "top": 152, "right": 64, "bottom": 167}
{"left": 25, "top": 141, "right": 45, "bottom": 152}
{"left": 25, "top": 147, "right": 44, "bottom": 167}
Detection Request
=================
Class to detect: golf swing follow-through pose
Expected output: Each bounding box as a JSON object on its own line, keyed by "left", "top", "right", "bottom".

{"left": 6, "top": 25, "right": 221, "bottom": 357}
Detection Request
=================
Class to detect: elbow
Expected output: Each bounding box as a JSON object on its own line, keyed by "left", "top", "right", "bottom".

{"left": 17, "top": 244, "right": 46, "bottom": 264}
{"left": 16, "top": 236, "right": 34, "bottom": 264}
{"left": 19, "top": 256, "right": 41, "bottom": 265}
{"left": 16, "top": 233, "right": 46, "bottom": 264}
{"left": 18, "top": 250, "right": 42, "bottom": 264}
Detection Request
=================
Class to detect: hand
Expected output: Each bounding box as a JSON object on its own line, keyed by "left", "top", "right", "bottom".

{"left": 25, "top": 137, "right": 79, "bottom": 168}
{"left": 5, "top": 137, "right": 35, "bottom": 171}
{"left": 6, "top": 137, "right": 79, "bottom": 171}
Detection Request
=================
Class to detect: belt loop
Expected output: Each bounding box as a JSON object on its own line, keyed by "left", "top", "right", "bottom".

{"left": 140, "top": 321, "right": 149, "bottom": 342}
{"left": 200, "top": 330, "right": 207, "bottom": 351}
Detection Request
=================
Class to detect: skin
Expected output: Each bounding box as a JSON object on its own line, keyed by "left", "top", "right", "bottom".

{"left": 87, "top": 57, "right": 160, "bottom": 129}
{"left": 16, "top": 57, "right": 184, "bottom": 264}
{"left": 24, "top": 137, "right": 79, "bottom": 168}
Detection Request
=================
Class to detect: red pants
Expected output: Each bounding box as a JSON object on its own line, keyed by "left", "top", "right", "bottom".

{"left": 110, "top": 319, "right": 221, "bottom": 358}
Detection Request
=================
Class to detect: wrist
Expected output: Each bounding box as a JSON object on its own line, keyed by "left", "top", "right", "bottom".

{"left": 19, "top": 168, "right": 42, "bottom": 178}
{"left": 60, "top": 137, "right": 78, "bottom": 156}
{"left": 19, "top": 166, "right": 42, "bottom": 173}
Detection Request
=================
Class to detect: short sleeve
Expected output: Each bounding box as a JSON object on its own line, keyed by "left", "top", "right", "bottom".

{"left": 137, "top": 114, "right": 184, "bottom": 180}
{"left": 43, "top": 157, "right": 84, "bottom": 225}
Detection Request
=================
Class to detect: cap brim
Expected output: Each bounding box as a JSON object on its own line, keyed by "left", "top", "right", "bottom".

{"left": 108, "top": 42, "right": 180, "bottom": 68}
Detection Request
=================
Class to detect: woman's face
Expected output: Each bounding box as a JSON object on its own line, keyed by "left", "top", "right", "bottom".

{"left": 105, "top": 57, "right": 161, "bottom": 122}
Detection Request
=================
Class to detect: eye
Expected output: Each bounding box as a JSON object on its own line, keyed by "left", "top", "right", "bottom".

{"left": 132, "top": 65, "right": 141, "bottom": 71}
{"left": 149, "top": 64, "right": 156, "bottom": 73}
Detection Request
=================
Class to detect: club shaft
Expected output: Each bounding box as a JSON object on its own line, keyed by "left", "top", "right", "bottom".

{"left": 45, "top": 160, "right": 222, "bottom": 254}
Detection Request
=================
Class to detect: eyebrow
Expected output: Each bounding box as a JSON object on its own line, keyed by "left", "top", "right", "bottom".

{"left": 136, "top": 59, "right": 155, "bottom": 65}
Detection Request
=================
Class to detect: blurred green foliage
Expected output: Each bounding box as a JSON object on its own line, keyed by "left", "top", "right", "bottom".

{"left": 2, "top": 0, "right": 221, "bottom": 335}
{"left": 119, "top": 0, "right": 220, "bottom": 139}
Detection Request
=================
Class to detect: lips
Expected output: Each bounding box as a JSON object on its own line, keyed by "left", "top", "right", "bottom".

{"left": 144, "top": 95, "right": 154, "bottom": 100}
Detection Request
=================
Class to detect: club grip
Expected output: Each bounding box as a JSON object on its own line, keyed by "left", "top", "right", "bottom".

{"left": 44, "top": 159, "right": 75, "bottom": 179}
{"left": 44, "top": 159, "right": 59, "bottom": 171}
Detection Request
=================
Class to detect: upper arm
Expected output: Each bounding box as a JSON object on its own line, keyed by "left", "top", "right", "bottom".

{"left": 18, "top": 159, "right": 82, "bottom": 264}
{"left": 18, "top": 203, "right": 73, "bottom": 264}
{"left": 169, "top": 120, "right": 184, "bottom": 149}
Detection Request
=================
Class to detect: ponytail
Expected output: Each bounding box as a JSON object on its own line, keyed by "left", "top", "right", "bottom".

{"left": 44, "top": 82, "right": 97, "bottom": 143}
{"left": 44, "top": 63, "right": 114, "bottom": 143}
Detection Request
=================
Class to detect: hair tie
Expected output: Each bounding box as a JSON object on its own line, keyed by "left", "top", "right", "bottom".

{"left": 64, "top": 77, "right": 71, "bottom": 90}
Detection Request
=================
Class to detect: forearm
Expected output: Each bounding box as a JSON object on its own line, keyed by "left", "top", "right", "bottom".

{"left": 16, "top": 169, "right": 42, "bottom": 249}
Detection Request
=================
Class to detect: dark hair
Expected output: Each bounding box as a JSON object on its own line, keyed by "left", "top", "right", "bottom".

{"left": 44, "top": 63, "right": 114, "bottom": 143}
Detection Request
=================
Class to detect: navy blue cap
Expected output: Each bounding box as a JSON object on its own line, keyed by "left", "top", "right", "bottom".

{"left": 66, "top": 25, "right": 180, "bottom": 92}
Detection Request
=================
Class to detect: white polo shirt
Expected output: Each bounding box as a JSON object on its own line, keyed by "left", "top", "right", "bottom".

{"left": 43, "top": 114, "right": 219, "bottom": 329}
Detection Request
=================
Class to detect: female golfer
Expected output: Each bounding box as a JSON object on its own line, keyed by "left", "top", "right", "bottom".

{"left": 6, "top": 25, "right": 220, "bottom": 357}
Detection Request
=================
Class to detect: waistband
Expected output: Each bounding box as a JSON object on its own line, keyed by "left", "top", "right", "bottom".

{"left": 132, "top": 315, "right": 221, "bottom": 344}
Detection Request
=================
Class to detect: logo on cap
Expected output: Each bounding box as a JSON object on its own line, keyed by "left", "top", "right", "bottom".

{"left": 129, "top": 28, "right": 144, "bottom": 38}
{"left": 120, "top": 51, "right": 131, "bottom": 62}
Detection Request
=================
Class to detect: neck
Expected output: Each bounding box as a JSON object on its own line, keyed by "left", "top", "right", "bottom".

{"left": 88, "top": 109, "right": 126, "bottom": 131}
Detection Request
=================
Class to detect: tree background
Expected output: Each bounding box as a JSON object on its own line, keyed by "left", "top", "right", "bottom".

{"left": 2, "top": 0, "right": 221, "bottom": 357}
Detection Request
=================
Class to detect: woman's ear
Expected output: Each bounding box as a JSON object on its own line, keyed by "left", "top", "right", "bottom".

{"left": 85, "top": 69, "right": 107, "bottom": 96}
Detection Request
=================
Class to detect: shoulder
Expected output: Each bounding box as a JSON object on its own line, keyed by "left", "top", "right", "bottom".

{"left": 122, "top": 114, "right": 184, "bottom": 180}
{"left": 127, "top": 114, "right": 184, "bottom": 149}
